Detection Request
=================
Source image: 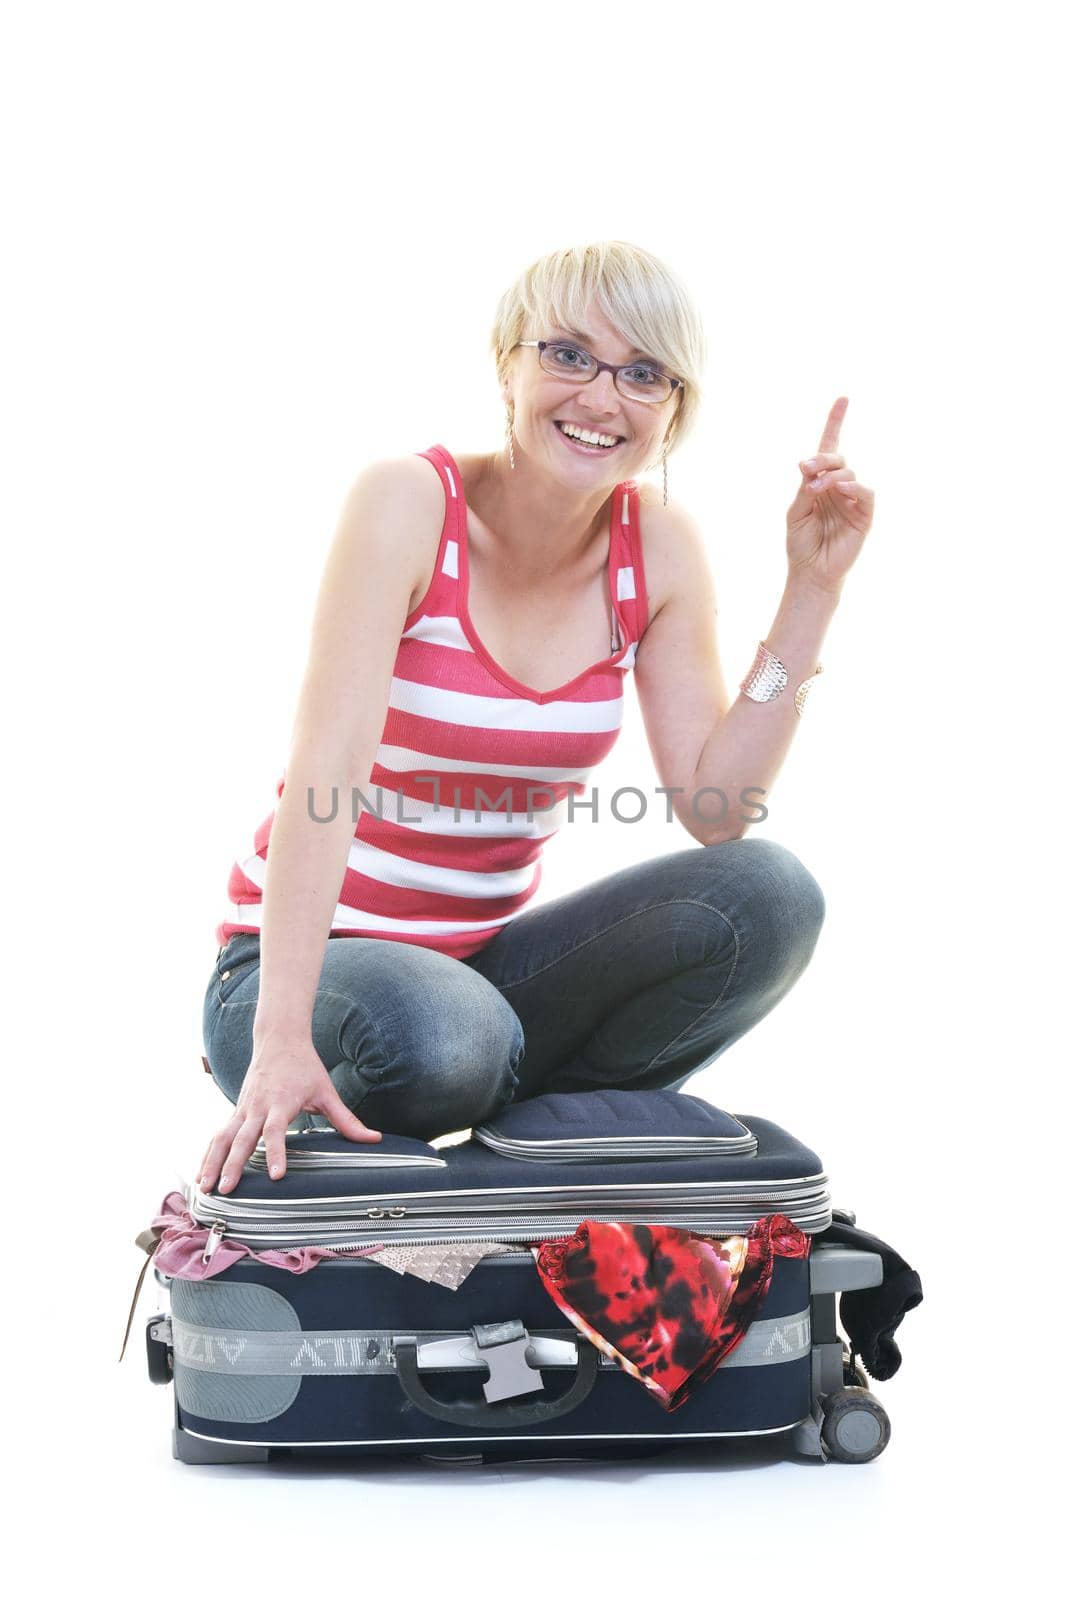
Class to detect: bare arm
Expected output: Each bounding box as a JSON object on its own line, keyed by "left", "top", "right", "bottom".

{"left": 254, "top": 458, "right": 442, "bottom": 1042}
{"left": 198, "top": 456, "right": 443, "bottom": 1191}
{"left": 633, "top": 496, "right": 732, "bottom": 843}
{"left": 681, "top": 576, "right": 839, "bottom": 844}
{"left": 635, "top": 503, "right": 840, "bottom": 845}
{"left": 636, "top": 398, "right": 874, "bottom": 846}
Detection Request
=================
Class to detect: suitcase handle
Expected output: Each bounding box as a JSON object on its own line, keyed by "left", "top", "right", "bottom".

{"left": 394, "top": 1335, "right": 599, "bottom": 1429}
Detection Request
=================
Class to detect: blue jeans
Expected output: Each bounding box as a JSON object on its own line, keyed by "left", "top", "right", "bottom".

{"left": 202, "top": 838, "right": 826, "bottom": 1142}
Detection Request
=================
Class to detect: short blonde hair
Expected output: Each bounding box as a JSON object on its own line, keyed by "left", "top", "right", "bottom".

{"left": 490, "top": 240, "right": 706, "bottom": 457}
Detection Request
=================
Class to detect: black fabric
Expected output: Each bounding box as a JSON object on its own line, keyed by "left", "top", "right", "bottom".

{"left": 821, "top": 1213, "right": 923, "bottom": 1381}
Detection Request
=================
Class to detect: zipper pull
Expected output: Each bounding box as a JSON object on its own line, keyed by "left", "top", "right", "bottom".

{"left": 201, "top": 1221, "right": 227, "bottom": 1265}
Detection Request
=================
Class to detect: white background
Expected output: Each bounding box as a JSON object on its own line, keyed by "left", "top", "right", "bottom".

{"left": 4, "top": 0, "right": 1059, "bottom": 1588}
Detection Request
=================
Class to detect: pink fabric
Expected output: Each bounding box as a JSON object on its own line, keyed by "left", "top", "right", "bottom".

{"left": 148, "top": 1190, "right": 383, "bottom": 1280}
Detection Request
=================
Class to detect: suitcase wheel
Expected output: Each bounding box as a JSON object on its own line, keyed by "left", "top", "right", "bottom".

{"left": 821, "top": 1387, "right": 890, "bottom": 1463}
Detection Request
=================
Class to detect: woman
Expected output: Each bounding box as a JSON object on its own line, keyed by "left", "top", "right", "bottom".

{"left": 198, "top": 240, "right": 874, "bottom": 1196}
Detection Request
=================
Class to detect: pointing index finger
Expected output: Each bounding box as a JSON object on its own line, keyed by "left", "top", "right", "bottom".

{"left": 817, "top": 396, "right": 849, "bottom": 455}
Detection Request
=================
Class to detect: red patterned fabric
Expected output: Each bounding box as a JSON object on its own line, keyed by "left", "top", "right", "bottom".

{"left": 534, "top": 1214, "right": 810, "bottom": 1412}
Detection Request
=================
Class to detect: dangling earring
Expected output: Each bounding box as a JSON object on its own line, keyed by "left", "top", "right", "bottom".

{"left": 661, "top": 448, "right": 669, "bottom": 506}
{"left": 504, "top": 404, "right": 515, "bottom": 471}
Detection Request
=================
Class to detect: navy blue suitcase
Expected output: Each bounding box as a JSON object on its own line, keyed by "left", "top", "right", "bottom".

{"left": 140, "top": 1092, "right": 921, "bottom": 1466}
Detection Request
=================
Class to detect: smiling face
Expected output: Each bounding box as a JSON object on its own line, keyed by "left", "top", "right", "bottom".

{"left": 504, "top": 299, "right": 680, "bottom": 486}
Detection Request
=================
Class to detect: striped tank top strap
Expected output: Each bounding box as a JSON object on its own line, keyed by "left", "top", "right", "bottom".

{"left": 613, "top": 478, "right": 650, "bottom": 644}
{"left": 407, "top": 445, "right": 464, "bottom": 625}
{"left": 418, "top": 444, "right": 464, "bottom": 532}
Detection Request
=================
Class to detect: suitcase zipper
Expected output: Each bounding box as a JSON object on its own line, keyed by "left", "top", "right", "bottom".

{"left": 192, "top": 1202, "right": 829, "bottom": 1253}
{"left": 193, "top": 1182, "right": 819, "bottom": 1225}
{"left": 201, "top": 1222, "right": 227, "bottom": 1265}
{"left": 215, "top": 1197, "right": 823, "bottom": 1230}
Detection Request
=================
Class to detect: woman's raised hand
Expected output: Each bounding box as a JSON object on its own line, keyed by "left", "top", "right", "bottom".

{"left": 197, "top": 1039, "right": 382, "bottom": 1194}
{"left": 785, "top": 397, "right": 875, "bottom": 596}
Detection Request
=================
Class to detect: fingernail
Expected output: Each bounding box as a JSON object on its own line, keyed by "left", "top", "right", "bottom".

{"left": 803, "top": 458, "right": 818, "bottom": 471}
{"left": 271, "top": 1164, "right": 282, "bottom": 1177}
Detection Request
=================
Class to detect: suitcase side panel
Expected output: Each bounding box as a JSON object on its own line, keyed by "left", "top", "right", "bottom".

{"left": 170, "top": 1252, "right": 812, "bottom": 1448}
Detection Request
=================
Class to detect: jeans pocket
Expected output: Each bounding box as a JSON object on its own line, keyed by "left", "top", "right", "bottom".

{"left": 214, "top": 935, "right": 260, "bottom": 1008}
{"left": 217, "top": 965, "right": 256, "bottom": 1008}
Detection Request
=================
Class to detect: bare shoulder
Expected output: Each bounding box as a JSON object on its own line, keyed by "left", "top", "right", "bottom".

{"left": 631, "top": 481, "right": 717, "bottom": 628}
{"left": 338, "top": 453, "right": 446, "bottom": 612}
{"left": 342, "top": 451, "right": 445, "bottom": 526}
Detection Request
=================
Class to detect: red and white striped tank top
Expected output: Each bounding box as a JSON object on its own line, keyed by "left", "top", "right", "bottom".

{"left": 216, "top": 444, "right": 650, "bottom": 959}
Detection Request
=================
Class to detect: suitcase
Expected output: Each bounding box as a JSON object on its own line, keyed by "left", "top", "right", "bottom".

{"left": 136, "top": 1091, "right": 921, "bottom": 1467}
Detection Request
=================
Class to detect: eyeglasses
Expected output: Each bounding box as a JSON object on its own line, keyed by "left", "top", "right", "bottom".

{"left": 513, "top": 340, "right": 683, "bottom": 405}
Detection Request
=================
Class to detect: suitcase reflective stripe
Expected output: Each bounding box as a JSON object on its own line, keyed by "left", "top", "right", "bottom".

{"left": 164, "top": 1309, "right": 814, "bottom": 1379}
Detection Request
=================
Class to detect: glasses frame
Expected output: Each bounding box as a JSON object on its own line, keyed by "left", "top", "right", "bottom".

{"left": 513, "top": 339, "right": 683, "bottom": 405}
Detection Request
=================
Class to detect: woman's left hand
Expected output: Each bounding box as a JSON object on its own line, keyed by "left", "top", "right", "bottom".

{"left": 785, "top": 397, "right": 875, "bottom": 596}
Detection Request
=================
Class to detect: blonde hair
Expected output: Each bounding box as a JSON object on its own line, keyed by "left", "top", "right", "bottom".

{"left": 490, "top": 240, "right": 706, "bottom": 459}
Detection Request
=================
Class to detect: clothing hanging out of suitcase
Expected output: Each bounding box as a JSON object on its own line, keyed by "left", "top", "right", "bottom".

{"left": 130, "top": 1090, "right": 922, "bottom": 1467}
